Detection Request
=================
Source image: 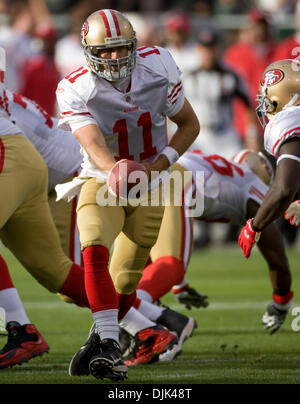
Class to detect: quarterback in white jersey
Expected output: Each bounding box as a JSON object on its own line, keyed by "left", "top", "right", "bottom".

{"left": 238, "top": 59, "right": 300, "bottom": 261}
{"left": 57, "top": 45, "right": 188, "bottom": 184}
{"left": 56, "top": 9, "right": 199, "bottom": 382}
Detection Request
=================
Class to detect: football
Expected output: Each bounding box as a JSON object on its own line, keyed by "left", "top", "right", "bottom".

{"left": 107, "top": 159, "right": 149, "bottom": 199}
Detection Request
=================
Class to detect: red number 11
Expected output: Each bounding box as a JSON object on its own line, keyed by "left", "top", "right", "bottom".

{"left": 114, "top": 112, "right": 157, "bottom": 161}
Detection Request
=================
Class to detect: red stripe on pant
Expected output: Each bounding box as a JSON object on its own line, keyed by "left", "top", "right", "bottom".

{"left": 0, "top": 255, "right": 14, "bottom": 290}
{"left": 0, "top": 138, "right": 5, "bottom": 174}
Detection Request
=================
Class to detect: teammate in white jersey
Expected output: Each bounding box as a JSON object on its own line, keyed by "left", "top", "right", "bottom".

{"left": 0, "top": 72, "right": 96, "bottom": 369}
{"left": 238, "top": 59, "right": 300, "bottom": 262}
{"left": 56, "top": 9, "right": 199, "bottom": 381}
{"left": 135, "top": 150, "right": 293, "bottom": 335}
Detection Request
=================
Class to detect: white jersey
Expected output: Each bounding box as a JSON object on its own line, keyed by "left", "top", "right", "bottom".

{"left": 178, "top": 151, "right": 268, "bottom": 225}
{"left": 264, "top": 106, "right": 300, "bottom": 159}
{"left": 6, "top": 90, "right": 82, "bottom": 192}
{"left": 0, "top": 81, "right": 23, "bottom": 137}
{"left": 56, "top": 46, "right": 185, "bottom": 182}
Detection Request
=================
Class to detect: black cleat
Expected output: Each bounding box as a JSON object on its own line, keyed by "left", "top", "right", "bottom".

{"left": 69, "top": 323, "right": 100, "bottom": 376}
{"left": 156, "top": 309, "right": 197, "bottom": 361}
{"left": 89, "top": 339, "right": 128, "bottom": 381}
{"left": 173, "top": 287, "right": 209, "bottom": 309}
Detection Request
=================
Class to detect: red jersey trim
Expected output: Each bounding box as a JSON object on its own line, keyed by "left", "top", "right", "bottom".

{"left": 272, "top": 127, "right": 300, "bottom": 158}
{"left": 0, "top": 138, "right": 5, "bottom": 174}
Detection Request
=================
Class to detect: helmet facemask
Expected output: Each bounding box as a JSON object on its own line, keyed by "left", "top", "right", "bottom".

{"left": 84, "top": 40, "right": 137, "bottom": 82}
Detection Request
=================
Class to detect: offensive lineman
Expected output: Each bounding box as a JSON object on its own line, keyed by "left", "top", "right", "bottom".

{"left": 0, "top": 74, "right": 94, "bottom": 367}
{"left": 55, "top": 9, "right": 199, "bottom": 381}
{"left": 134, "top": 149, "right": 293, "bottom": 335}
{"left": 238, "top": 59, "right": 300, "bottom": 262}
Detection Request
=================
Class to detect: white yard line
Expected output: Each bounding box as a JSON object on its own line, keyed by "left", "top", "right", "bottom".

{"left": 21, "top": 301, "right": 300, "bottom": 311}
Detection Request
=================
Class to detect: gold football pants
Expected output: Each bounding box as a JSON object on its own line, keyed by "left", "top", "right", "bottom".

{"left": 76, "top": 178, "right": 165, "bottom": 294}
{"left": 0, "top": 135, "right": 72, "bottom": 292}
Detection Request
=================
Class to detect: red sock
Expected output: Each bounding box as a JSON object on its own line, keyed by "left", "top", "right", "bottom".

{"left": 117, "top": 290, "right": 137, "bottom": 320}
{"left": 59, "top": 263, "right": 90, "bottom": 308}
{"left": 137, "top": 256, "right": 185, "bottom": 302}
{"left": 83, "top": 246, "right": 118, "bottom": 313}
{"left": 0, "top": 255, "right": 14, "bottom": 290}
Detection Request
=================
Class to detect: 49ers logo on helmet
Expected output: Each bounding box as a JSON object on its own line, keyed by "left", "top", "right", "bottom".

{"left": 261, "top": 69, "right": 284, "bottom": 87}
{"left": 81, "top": 21, "right": 89, "bottom": 41}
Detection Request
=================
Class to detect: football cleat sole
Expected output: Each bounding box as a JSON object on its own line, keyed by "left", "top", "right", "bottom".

{"left": 89, "top": 355, "right": 128, "bottom": 381}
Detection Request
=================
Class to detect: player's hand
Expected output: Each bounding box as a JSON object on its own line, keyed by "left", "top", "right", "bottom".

{"left": 238, "top": 219, "right": 261, "bottom": 259}
{"left": 285, "top": 200, "right": 300, "bottom": 226}
{"left": 173, "top": 287, "right": 209, "bottom": 310}
{"left": 262, "top": 301, "right": 289, "bottom": 335}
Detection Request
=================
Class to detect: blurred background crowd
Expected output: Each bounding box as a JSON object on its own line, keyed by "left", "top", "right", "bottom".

{"left": 0, "top": 0, "right": 300, "bottom": 248}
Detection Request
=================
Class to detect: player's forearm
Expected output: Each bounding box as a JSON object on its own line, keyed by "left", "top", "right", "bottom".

{"left": 74, "top": 124, "right": 116, "bottom": 172}
{"left": 253, "top": 185, "right": 295, "bottom": 230}
{"left": 257, "top": 223, "right": 291, "bottom": 292}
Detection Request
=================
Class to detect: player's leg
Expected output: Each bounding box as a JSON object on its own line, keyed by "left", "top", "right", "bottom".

{"left": 109, "top": 198, "right": 165, "bottom": 314}
{"left": 0, "top": 136, "right": 52, "bottom": 368}
{"left": 0, "top": 254, "right": 50, "bottom": 369}
{"left": 109, "top": 196, "right": 181, "bottom": 365}
{"left": 138, "top": 203, "right": 189, "bottom": 303}
{"left": 247, "top": 198, "right": 293, "bottom": 334}
{"left": 72, "top": 179, "right": 127, "bottom": 381}
{"left": 0, "top": 136, "right": 89, "bottom": 307}
{"left": 137, "top": 164, "right": 208, "bottom": 309}
{"left": 48, "top": 189, "right": 82, "bottom": 265}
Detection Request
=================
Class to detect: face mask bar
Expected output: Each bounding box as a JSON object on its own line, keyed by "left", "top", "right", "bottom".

{"left": 256, "top": 92, "right": 272, "bottom": 129}
{"left": 84, "top": 39, "right": 137, "bottom": 82}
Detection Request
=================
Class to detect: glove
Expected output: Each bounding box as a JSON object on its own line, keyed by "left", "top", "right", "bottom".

{"left": 238, "top": 218, "right": 261, "bottom": 259}
{"left": 173, "top": 287, "right": 209, "bottom": 310}
{"left": 285, "top": 200, "right": 300, "bottom": 226}
{"left": 262, "top": 291, "right": 293, "bottom": 335}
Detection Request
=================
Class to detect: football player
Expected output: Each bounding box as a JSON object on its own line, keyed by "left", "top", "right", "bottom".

{"left": 56, "top": 9, "right": 199, "bottom": 381}
{"left": 0, "top": 87, "right": 179, "bottom": 370}
{"left": 238, "top": 59, "right": 300, "bottom": 261}
{"left": 135, "top": 149, "right": 293, "bottom": 335}
{"left": 0, "top": 77, "right": 93, "bottom": 369}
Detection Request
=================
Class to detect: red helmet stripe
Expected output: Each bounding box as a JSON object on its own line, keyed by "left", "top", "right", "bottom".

{"left": 99, "top": 10, "right": 112, "bottom": 37}
{"left": 110, "top": 10, "right": 121, "bottom": 36}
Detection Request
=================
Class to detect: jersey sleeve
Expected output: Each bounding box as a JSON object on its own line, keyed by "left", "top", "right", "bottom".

{"left": 264, "top": 107, "right": 300, "bottom": 158}
{"left": 56, "top": 71, "right": 97, "bottom": 132}
{"left": 153, "top": 47, "right": 185, "bottom": 117}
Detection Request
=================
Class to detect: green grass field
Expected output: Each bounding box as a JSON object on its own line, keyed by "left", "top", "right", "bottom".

{"left": 0, "top": 244, "right": 300, "bottom": 385}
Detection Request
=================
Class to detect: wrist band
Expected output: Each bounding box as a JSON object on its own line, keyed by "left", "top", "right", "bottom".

{"left": 251, "top": 218, "right": 262, "bottom": 233}
{"left": 161, "top": 146, "right": 180, "bottom": 166}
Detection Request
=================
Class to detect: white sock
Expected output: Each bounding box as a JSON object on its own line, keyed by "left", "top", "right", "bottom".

{"left": 119, "top": 307, "right": 155, "bottom": 336}
{"left": 92, "top": 309, "right": 119, "bottom": 343}
{"left": 136, "top": 289, "right": 153, "bottom": 303}
{"left": 137, "top": 299, "right": 164, "bottom": 322}
{"left": 0, "top": 288, "right": 30, "bottom": 325}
